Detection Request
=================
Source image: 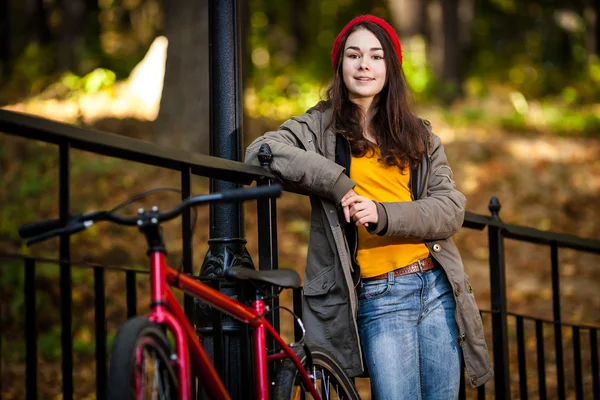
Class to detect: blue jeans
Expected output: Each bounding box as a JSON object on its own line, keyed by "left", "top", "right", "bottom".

{"left": 358, "top": 267, "right": 462, "bottom": 400}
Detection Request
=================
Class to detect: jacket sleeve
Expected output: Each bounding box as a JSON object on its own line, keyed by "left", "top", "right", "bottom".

{"left": 372, "top": 134, "right": 466, "bottom": 240}
{"left": 244, "top": 118, "right": 355, "bottom": 202}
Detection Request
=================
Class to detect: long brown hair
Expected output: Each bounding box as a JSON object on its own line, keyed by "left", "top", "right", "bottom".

{"left": 320, "top": 21, "right": 429, "bottom": 169}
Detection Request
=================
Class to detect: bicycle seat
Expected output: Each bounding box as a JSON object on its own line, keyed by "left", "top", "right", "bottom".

{"left": 226, "top": 266, "right": 301, "bottom": 289}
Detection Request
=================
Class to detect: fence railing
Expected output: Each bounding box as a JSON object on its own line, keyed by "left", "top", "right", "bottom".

{"left": 1, "top": 108, "right": 600, "bottom": 399}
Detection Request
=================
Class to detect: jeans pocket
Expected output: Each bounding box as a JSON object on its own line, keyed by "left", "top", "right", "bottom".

{"left": 359, "top": 279, "right": 391, "bottom": 301}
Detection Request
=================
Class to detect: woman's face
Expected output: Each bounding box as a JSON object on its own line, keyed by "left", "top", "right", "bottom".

{"left": 342, "top": 28, "right": 387, "bottom": 109}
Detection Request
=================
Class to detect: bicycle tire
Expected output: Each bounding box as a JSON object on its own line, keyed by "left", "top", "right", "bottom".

{"left": 106, "top": 316, "right": 179, "bottom": 400}
{"left": 271, "top": 343, "right": 361, "bottom": 400}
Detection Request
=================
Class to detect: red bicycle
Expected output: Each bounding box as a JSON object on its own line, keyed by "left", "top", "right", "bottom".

{"left": 19, "top": 185, "right": 361, "bottom": 400}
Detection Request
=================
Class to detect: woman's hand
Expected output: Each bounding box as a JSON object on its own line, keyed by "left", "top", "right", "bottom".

{"left": 341, "top": 190, "right": 378, "bottom": 227}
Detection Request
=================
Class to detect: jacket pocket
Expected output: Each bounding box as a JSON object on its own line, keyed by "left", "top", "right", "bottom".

{"left": 303, "top": 266, "right": 346, "bottom": 319}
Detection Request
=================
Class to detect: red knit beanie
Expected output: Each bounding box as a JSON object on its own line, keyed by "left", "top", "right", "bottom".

{"left": 331, "top": 15, "right": 402, "bottom": 69}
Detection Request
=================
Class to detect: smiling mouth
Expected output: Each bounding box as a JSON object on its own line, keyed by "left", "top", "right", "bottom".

{"left": 355, "top": 77, "right": 373, "bottom": 81}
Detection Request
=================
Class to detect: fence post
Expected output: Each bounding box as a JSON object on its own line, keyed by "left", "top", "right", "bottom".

{"left": 256, "top": 144, "right": 280, "bottom": 378}
{"left": 551, "top": 242, "right": 566, "bottom": 398}
{"left": 59, "top": 142, "right": 73, "bottom": 400}
{"left": 487, "top": 197, "right": 511, "bottom": 398}
{"left": 196, "top": 0, "right": 253, "bottom": 398}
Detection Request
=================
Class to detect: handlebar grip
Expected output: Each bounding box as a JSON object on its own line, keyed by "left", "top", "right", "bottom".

{"left": 25, "top": 221, "right": 88, "bottom": 246}
{"left": 19, "top": 216, "right": 73, "bottom": 239}
{"left": 219, "top": 185, "right": 282, "bottom": 203}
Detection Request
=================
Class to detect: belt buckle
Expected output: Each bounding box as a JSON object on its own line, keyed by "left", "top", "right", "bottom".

{"left": 418, "top": 259, "right": 424, "bottom": 273}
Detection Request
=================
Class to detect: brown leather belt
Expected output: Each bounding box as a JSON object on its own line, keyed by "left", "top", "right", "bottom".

{"left": 363, "top": 257, "right": 437, "bottom": 281}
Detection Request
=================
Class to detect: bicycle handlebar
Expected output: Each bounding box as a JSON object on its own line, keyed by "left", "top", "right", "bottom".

{"left": 19, "top": 185, "right": 282, "bottom": 245}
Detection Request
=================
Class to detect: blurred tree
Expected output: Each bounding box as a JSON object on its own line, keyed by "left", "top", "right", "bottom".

{"left": 59, "top": 0, "right": 100, "bottom": 73}
{"left": 290, "top": 0, "right": 307, "bottom": 59}
{"left": 428, "top": 0, "right": 473, "bottom": 102}
{"left": 0, "top": 0, "right": 10, "bottom": 79}
{"left": 594, "top": 0, "right": 600, "bottom": 56}
{"left": 387, "top": 0, "right": 426, "bottom": 46}
{"left": 583, "top": 0, "right": 597, "bottom": 56}
{"left": 154, "top": 0, "right": 209, "bottom": 153}
{"left": 25, "top": 0, "right": 52, "bottom": 45}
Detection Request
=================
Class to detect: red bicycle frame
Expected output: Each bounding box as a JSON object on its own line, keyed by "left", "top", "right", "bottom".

{"left": 146, "top": 251, "right": 321, "bottom": 400}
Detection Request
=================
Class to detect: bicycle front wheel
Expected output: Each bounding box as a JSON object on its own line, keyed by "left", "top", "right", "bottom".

{"left": 271, "top": 343, "right": 361, "bottom": 400}
{"left": 106, "top": 316, "right": 179, "bottom": 400}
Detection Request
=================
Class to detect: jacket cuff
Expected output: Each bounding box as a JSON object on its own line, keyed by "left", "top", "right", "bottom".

{"left": 366, "top": 201, "right": 388, "bottom": 235}
{"left": 331, "top": 173, "right": 356, "bottom": 203}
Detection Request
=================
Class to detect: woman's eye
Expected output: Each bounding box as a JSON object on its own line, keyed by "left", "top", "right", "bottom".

{"left": 347, "top": 53, "right": 359, "bottom": 59}
{"left": 373, "top": 55, "right": 384, "bottom": 60}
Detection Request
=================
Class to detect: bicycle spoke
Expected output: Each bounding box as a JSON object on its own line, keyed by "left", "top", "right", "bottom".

{"left": 153, "top": 351, "right": 163, "bottom": 400}
{"left": 320, "top": 368, "right": 330, "bottom": 400}
{"left": 163, "top": 368, "right": 171, "bottom": 399}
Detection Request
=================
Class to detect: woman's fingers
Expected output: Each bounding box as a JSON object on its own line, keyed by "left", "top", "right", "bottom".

{"left": 341, "top": 195, "right": 378, "bottom": 227}
{"left": 352, "top": 209, "right": 370, "bottom": 220}
{"left": 342, "top": 195, "right": 367, "bottom": 208}
{"left": 340, "top": 189, "right": 359, "bottom": 223}
{"left": 350, "top": 201, "right": 378, "bottom": 226}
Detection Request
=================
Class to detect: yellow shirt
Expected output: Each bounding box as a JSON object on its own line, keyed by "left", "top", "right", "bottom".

{"left": 350, "top": 148, "right": 430, "bottom": 278}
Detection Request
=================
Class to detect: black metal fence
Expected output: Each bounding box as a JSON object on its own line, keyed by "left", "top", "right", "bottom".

{"left": 1, "top": 109, "right": 600, "bottom": 399}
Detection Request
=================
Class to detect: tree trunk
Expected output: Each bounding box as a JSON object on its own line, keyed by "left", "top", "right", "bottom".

{"left": 290, "top": 0, "right": 306, "bottom": 57}
{"left": 583, "top": 1, "right": 595, "bottom": 57}
{"left": 458, "top": 0, "right": 474, "bottom": 48}
{"left": 387, "top": 0, "right": 426, "bottom": 42}
{"left": 25, "top": 0, "right": 52, "bottom": 44}
{"left": 154, "top": 0, "right": 209, "bottom": 153}
{"left": 594, "top": 0, "right": 600, "bottom": 56}
{"left": 428, "top": 0, "right": 464, "bottom": 102}
{"left": 442, "top": 0, "right": 463, "bottom": 87}
{"left": 0, "top": 0, "right": 10, "bottom": 81}
{"left": 59, "top": 0, "right": 87, "bottom": 72}
{"left": 239, "top": 0, "right": 250, "bottom": 85}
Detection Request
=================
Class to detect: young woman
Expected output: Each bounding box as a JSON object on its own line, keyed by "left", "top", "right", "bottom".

{"left": 245, "top": 15, "right": 492, "bottom": 399}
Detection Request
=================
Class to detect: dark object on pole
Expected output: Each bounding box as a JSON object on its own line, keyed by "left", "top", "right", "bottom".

{"left": 196, "top": 0, "right": 254, "bottom": 398}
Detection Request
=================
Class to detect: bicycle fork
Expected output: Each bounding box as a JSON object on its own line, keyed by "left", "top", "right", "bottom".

{"left": 148, "top": 251, "right": 192, "bottom": 400}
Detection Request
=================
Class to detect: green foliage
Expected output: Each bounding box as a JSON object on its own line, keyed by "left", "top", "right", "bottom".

{"left": 71, "top": 156, "right": 123, "bottom": 178}
{"left": 61, "top": 68, "right": 117, "bottom": 95}
{"left": 39, "top": 325, "right": 63, "bottom": 360}
{"left": 1, "top": 42, "right": 58, "bottom": 101}
{"left": 470, "top": 2, "right": 600, "bottom": 103}
{"left": 245, "top": 0, "right": 391, "bottom": 119}
{"left": 402, "top": 51, "right": 437, "bottom": 102}
{"left": 0, "top": 139, "right": 58, "bottom": 239}
{"left": 245, "top": 73, "right": 324, "bottom": 119}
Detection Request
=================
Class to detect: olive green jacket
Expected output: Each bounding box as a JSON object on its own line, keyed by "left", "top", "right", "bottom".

{"left": 244, "top": 106, "right": 493, "bottom": 388}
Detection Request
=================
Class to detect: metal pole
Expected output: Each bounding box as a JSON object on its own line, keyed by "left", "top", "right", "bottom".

{"left": 25, "top": 258, "right": 38, "bottom": 400}
{"left": 487, "top": 197, "right": 510, "bottom": 399}
{"left": 551, "top": 243, "right": 566, "bottom": 399}
{"left": 59, "top": 142, "right": 73, "bottom": 400}
{"left": 257, "top": 144, "right": 280, "bottom": 378}
{"left": 197, "top": 0, "right": 253, "bottom": 398}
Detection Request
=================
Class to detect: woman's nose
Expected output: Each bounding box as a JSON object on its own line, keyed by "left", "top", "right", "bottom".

{"left": 359, "top": 60, "right": 370, "bottom": 70}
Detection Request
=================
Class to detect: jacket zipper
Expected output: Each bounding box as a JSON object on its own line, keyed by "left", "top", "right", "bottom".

{"left": 343, "top": 136, "right": 361, "bottom": 282}
{"left": 410, "top": 149, "right": 431, "bottom": 201}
